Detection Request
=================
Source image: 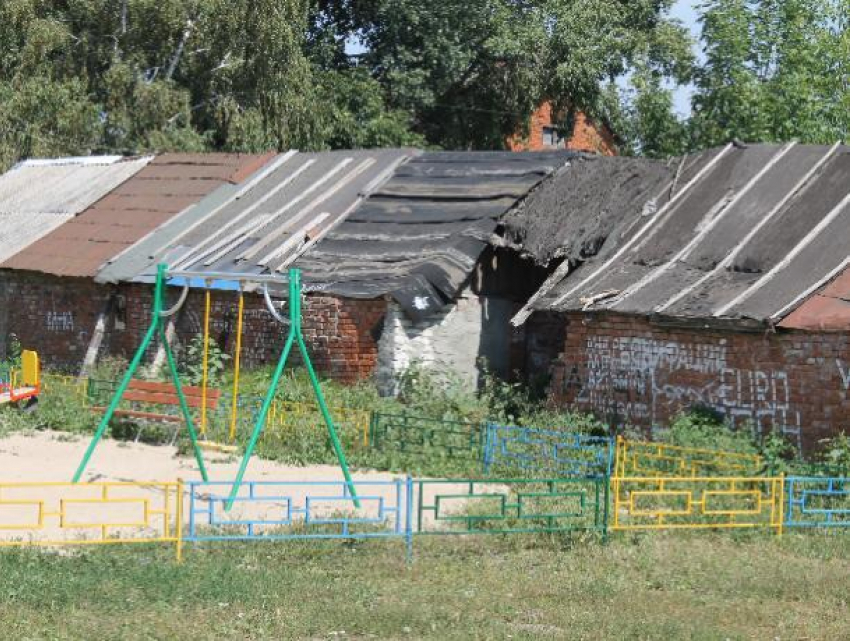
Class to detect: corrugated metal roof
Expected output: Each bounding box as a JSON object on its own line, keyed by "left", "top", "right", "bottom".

{"left": 0, "top": 156, "right": 150, "bottom": 264}
{"left": 3, "top": 153, "right": 272, "bottom": 278}
{"left": 95, "top": 149, "right": 412, "bottom": 286}
{"left": 297, "top": 150, "right": 576, "bottom": 319}
{"left": 535, "top": 143, "right": 850, "bottom": 326}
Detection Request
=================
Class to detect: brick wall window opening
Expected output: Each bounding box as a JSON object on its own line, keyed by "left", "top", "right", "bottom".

{"left": 542, "top": 126, "right": 563, "bottom": 148}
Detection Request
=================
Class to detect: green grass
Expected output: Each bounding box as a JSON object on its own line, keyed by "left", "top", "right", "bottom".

{"left": 0, "top": 532, "right": 847, "bottom": 639}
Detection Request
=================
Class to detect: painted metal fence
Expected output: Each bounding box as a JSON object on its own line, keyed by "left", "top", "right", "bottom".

{"left": 414, "top": 477, "right": 608, "bottom": 536}
{"left": 611, "top": 476, "right": 784, "bottom": 533}
{"left": 483, "top": 423, "right": 612, "bottom": 478}
{"left": 785, "top": 476, "right": 850, "bottom": 528}
{"left": 614, "top": 436, "right": 762, "bottom": 478}
{"left": 186, "top": 479, "right": 412, "bottom": 547}
{"left": 369, "top": 412, "right": 484, "bottom": 464}
{"left": 0, "top": 481, "right": 183, "bottom": 559}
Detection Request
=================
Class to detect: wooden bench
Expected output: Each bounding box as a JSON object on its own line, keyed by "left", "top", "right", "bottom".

{"left": 91, "top": 380, "right": 221, "bottom": 442}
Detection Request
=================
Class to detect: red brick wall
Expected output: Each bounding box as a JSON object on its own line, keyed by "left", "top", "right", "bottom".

{"left": 507, "top": 102, "right": 618, "bottom": 155}
{"left": 2, "top": 272, "right": 386, "bottom": 382}
{"left": 546, "top": 311, "right": 850, "bottom": 455}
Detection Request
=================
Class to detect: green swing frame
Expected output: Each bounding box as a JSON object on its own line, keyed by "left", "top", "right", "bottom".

{"left": 73, "top": 264, "right": 359, "bottom": 511}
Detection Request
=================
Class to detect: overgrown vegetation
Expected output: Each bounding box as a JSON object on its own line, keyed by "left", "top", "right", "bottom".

{"left": 2, "top": 359, "right": 848, "bottom": 481}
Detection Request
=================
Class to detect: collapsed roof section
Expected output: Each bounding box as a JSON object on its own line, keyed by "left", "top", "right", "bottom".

{"left": 0, "top": 156, "right": 150, "bottom": 265}
{"left": 97, "top": 149, "right": 411, "bottom": 287}
{"left": 533, "top": 143, "right": 850, "bottom": 329}
{"left": 296, "top": 150, "right": 576, "bottom": 320}
{"left": 501, "top": 154, "right": 677, "bottom": 266}
{"left": 5, "top": 153, "right": 272, "bottom": 278}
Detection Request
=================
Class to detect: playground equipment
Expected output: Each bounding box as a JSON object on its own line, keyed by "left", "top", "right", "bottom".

{"left": 0, "top": 350, "right": 40, "bottom": 407}
{"left": 73, "top": 265, "right": 359, "bottom": 511}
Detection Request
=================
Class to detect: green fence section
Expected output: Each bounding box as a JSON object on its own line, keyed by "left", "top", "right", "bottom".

{"left": 414, "top": 477, "right": 608, "bottom": 536}
{"left": 370, "top": 412, "right": 484, "bottom": 463}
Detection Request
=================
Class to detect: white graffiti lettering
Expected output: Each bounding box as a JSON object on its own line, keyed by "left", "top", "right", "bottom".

{"left": 46, "top": 310, "right": 74, "bottom": 332}
{"left": 566, "top": 335, "right": 802, "bottom": 450}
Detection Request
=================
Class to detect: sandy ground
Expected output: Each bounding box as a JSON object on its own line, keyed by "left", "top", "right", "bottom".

{"left": 0, "top": 431, "right": 475, "bottom": 543}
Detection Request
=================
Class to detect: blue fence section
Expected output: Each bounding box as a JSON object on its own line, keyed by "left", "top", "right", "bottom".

{"left": 186, "top": 479, "right": 413, "bottom": 546}
{"left": 785, "top": 476, "right": 850, "bottom": 528}
{"left": 483, "top": 423, "right": 613, "bottom": 478}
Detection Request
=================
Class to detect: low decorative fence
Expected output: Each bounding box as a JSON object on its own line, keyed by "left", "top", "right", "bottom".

{"left": 186, "top": 479, "right": 411, "bottom": 545}
{"left": 483, "top": 424, "right": 612, "bottom": 478}
{"left": 0, "top": 481, "right": 183, "bottom": 559}
{"left": 611, "top": 476, "right": 784, "bottom": 533}
{"left": 614, "top": 436, "right": 762, "bottom": 478}
{"left": 369, "top": 412, "right": 484, "bottom": 464}
{"left": 415, "top": 477, "right": 608, "bottom": 537}
{"left": 785, "top": 476, "right": 850, "bottom": 528}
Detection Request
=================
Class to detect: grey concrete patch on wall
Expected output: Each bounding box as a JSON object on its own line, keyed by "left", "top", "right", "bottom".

{"left": 376, "top": 288, "right": 516, "bottom": 395}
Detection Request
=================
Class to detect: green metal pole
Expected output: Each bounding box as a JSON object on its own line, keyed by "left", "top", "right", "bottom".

{"left": 72, "top": 265, "right": 167, "bottom": 482}
{"left": 159, "top": 323, "right": 209, "bottom": 481}
{"left": 224, "top": 330, "right": 296, "bottom": 511}
{"left": 290, "top": 268, "right": 360, "bottom": 507}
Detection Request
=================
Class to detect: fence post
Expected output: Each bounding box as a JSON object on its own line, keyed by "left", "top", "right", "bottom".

{"left": 482, "top": 423, "right": 493, "bottom": 474}
{"left": 176, "top": 478, "right": 184, "bottom": 563}
{"left": 777, "top": 474, "right": 785, "bottom": 538}
{"left": 405, "top": 475, "right": 414, "bottom": 564}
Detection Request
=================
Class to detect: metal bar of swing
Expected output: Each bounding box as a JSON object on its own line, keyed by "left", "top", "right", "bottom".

{"left": 165, "top": 270, "right": 292, "bottom": 285}
{"left": 221, "top": 267, "right": 360, "bottom": 511}
{"left": 73, "top": 264, "right": 210, "bottom": 483}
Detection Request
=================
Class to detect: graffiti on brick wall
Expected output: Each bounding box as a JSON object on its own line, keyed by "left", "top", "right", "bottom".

{"left": 46, "top": 310, "right": 74, "bottom": 332}
{"left": 838, "top": 359, "right": 850, "bottom": 391}
{"left": 563, "top": 336, "right": 802, "bottom": 448}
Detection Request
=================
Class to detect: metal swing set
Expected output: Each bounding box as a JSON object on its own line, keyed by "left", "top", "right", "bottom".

{"left": 73, "top": 264, "right": 359, "bottom": 510}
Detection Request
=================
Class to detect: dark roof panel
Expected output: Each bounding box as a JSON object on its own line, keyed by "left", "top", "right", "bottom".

{"left": 296, "top": 150, "right": 576, "bottom": 319}
{"left": 535, "top": 143, "right": 850, "bottom": 325}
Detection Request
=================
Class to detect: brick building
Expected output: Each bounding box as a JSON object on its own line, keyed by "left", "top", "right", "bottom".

{"left": 518, "top": 142, "right": 850, "bottom": 454}
{"left": 507, "top": 102, "right": 617, "bottom": 155}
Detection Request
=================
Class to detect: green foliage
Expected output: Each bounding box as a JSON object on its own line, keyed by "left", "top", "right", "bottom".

{"left": 818, "top": 433, "right": 850, "bottom": 477}
{"left": 688, "top": 0, "right": 849, "bottom": 148}
{"left": 179, "top": 334, "right": 230, "bottom": 387}
{"left": 759, "top": 430, "right": 797, "bottom": 475}
{"left": 655, "top": 406, "right": 758, "bottom": 455}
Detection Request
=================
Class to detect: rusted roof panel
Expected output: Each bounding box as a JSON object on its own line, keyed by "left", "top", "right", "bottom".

{"left": 780, "top": 266, "right": 850, "bottom": 330}
{"left": 2, "top": 153, "right": 269, "bottom": 278}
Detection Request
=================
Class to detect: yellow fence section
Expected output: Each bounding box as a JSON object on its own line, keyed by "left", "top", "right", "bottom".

{"left": 615, "top": 436, "right": 762, "bottom": 478}
{"left": 612, "top": 475, "right": 784, "bottom": 534}
{"left": 40, "top": 374, "right": 90, "bottom": 403}
{"left": 0, "top": 481, "right": 183, "bottom": 560}
{"left": 265, "top": 400, "right": 372, "bottom": 447}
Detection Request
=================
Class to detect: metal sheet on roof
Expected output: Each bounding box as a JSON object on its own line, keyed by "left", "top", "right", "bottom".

{"left": 3, "top": 153, "right": 271, "bottom": 278}
{"left": 95, "top": 149, "right": 412, "bottom": 286}
{"left": 296, "top": 150, "right": 576, "bottom": 320}
{"left": 535, "top": 143, "right": 850, "bottom": 325}
{"left": 0, "top": 156, "right": 150, "bottom": 264}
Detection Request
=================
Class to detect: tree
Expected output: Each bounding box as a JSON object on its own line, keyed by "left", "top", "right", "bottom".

{"left": 689, "top": 0, "right": 849, "bottom": 147}
{"left": 338, "top": 0, "right": 693, "bottom": 149}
